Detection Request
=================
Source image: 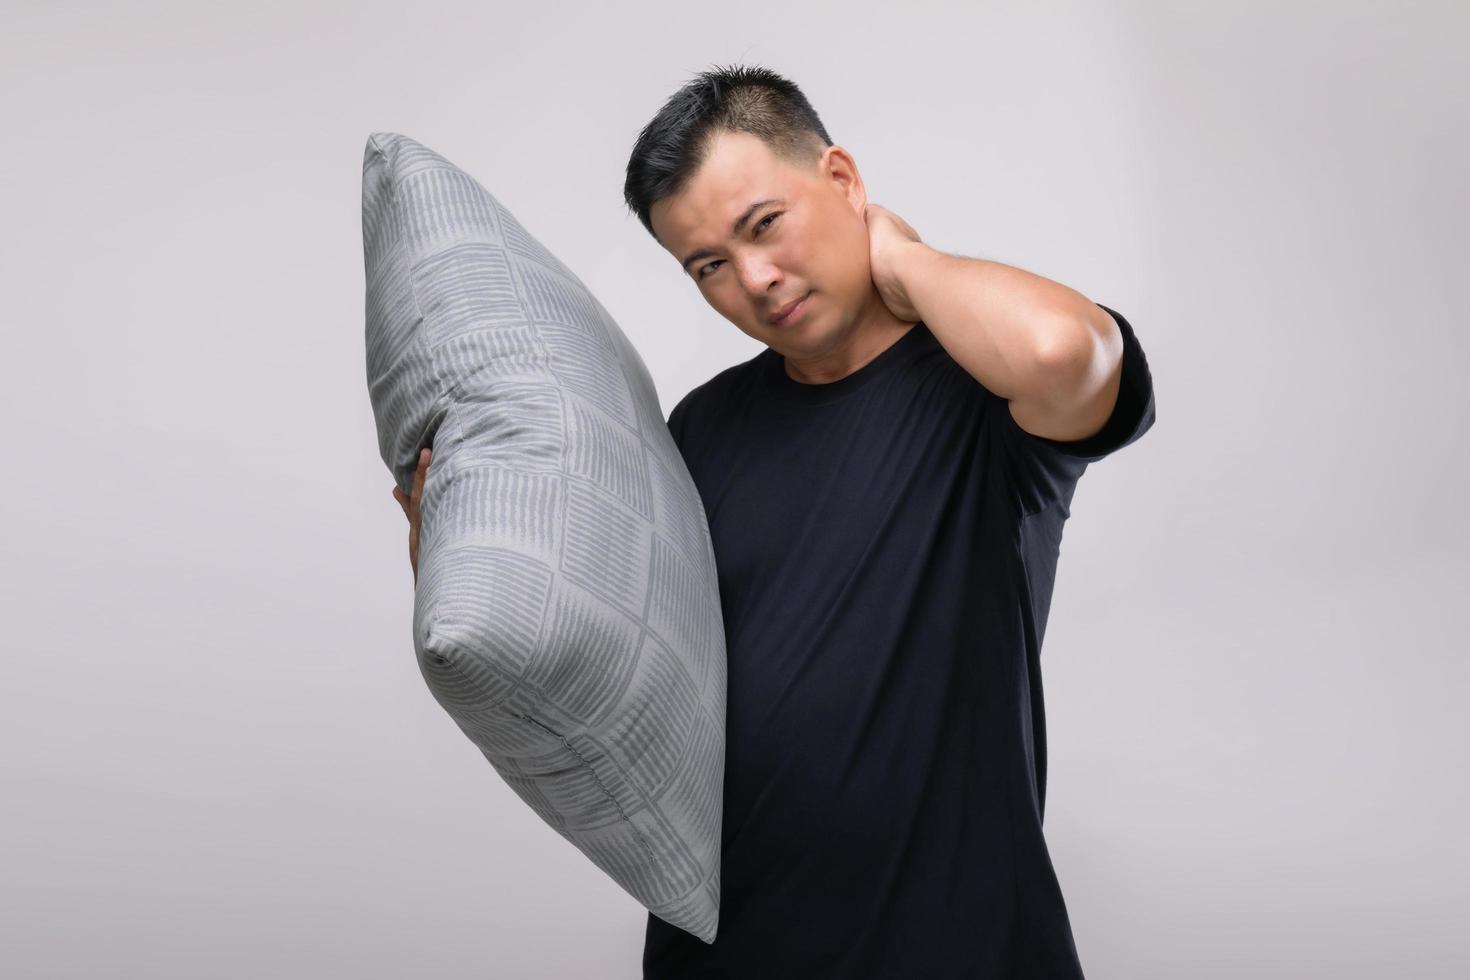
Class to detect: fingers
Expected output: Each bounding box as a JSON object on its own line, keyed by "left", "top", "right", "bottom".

{"left": 399, "top": 448, "right": 432, "bottom": 583}
{"left": 393, "top": 448, "right": 432, "bottom": 519}
{"left": 410, "top": 447, "right": 431, "bottom": 509}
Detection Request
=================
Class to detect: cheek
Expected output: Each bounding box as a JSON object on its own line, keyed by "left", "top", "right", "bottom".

{"left": 818, "top": 232, "right": 869, "bottom": 300}
{"left": 810, "top": 210, "right": 867, "bottom": 279}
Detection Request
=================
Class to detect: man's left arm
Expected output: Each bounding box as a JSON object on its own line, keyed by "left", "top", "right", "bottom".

{"left": 885, "top": 242, "right": 1123, "bottom": 443}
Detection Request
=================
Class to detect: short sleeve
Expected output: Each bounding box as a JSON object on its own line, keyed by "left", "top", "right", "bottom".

{"left": 991, "top": 303, "right": 1157, "bottom": 515}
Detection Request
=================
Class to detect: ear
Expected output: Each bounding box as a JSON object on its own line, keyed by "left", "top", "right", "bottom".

{"left": 821, "top": 144, "right": 866, "bottom": 216}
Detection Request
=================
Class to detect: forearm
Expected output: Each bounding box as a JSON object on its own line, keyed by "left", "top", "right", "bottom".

{"left": 890, "top": 243, "right": 1098, "bottom": 399}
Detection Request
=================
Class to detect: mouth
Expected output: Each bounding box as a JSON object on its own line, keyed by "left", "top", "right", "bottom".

{"left": 768, "top": 291, "right": 812, "bottom": 326}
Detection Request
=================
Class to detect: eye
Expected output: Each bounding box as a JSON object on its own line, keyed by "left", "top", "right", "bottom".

{"left": 696, "top": 213, "right": 782, "bottom": 281}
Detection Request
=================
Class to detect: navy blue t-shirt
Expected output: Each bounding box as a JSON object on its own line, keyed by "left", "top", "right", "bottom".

{"left": 643, "top": 305, "right": 1156, "bottom": 979}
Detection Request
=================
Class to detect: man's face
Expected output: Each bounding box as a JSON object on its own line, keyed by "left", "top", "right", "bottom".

{"left": 649, "top": 130, "right": 878, "bottom": 359}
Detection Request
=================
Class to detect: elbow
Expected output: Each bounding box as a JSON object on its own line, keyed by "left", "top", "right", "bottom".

{"left": 1029, "top": 314, "right": 1097, "bottom": 388}
{"left": 1024, "top": 310, "right": 1122, "bottom": 409}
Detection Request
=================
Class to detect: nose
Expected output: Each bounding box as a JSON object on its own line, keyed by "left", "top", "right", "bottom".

{"left": 736, "top": 254, "right": 781, "bottom": 297}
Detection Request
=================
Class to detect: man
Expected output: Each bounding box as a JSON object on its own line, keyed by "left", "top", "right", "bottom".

{"left": 397, "top": 64, "right": 1156, "bottom": 979}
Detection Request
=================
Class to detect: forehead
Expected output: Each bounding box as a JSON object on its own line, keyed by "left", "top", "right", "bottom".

{"left": 652, "top": 131, "right": 803, "bottom": 254}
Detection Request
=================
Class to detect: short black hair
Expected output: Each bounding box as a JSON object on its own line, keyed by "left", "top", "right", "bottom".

{"left": 623, "top": 64, "right": 835, "bottom": 241}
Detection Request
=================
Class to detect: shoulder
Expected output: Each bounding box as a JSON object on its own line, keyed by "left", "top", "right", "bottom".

{"left": 666, "top": 348, "right": 769, "bottom": 448}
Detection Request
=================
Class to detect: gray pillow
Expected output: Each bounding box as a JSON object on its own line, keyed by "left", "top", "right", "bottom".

{"left": 361, "top": 131, "right": 725, "bottom": 943}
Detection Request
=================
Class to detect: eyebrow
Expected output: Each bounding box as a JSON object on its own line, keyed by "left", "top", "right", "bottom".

{"left": 680, "top": 197, "right": 786, "bottom": 274}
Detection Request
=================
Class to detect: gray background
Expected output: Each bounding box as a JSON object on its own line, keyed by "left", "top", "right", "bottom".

{"left": 3, "top": 1, "right": 1466, "bottom": 977}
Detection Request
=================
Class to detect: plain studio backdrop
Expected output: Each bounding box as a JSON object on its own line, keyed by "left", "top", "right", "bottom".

{"left": 3, "top": 2, "right": 1466, "bottom": 977}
